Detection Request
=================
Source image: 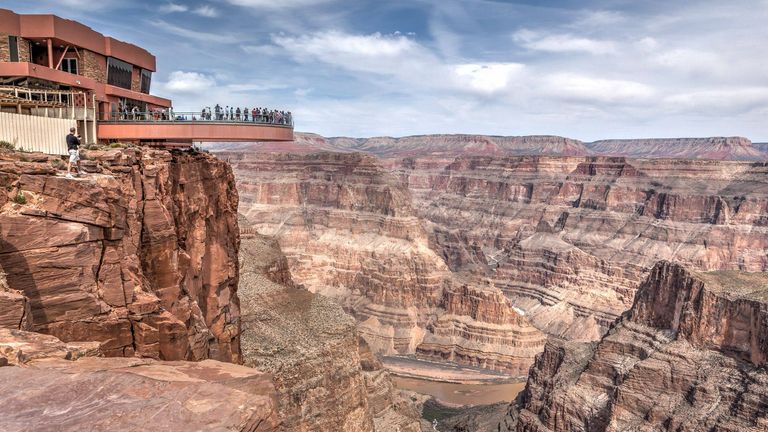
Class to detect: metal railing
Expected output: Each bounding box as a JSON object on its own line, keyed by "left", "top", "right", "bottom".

{"left": 106, "top": 110, "right": 293, "bottom": 126}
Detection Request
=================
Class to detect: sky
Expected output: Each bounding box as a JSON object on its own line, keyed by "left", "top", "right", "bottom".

{"left": 5, "top": 0, "right": 768, "bottom": 141}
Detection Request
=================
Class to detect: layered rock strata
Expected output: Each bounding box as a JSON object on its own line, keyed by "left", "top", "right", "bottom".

{"left": 396, "top": 156, "right": 768, "bottom": 339}
{"left": 229, "top": 152, "right": 450, "bottom": 356}
{"left": 226, "top": 151, "right": 545, "bottom": 376}
{"left": 416, "top": 284, "right": 546, "bottom": 375}
{"left": 210, "top": 133, "right": 768, "bottom": 161}
{"left": 0, "top": 147, "right": 241, "bottom": 362}
{"left": 510, "top": 261, "right": 768, "bottom": 432}
{"left": 237, "top": 226, "right": 421, "bottom": 432}
{"left": 586, "top": 136, "right": 765, "bottom": 160}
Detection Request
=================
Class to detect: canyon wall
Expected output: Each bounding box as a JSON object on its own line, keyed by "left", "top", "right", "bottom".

{"left": 396, "top": 155, "right": 768, "bottom": 339}
{"left": 223, "top": 151, "right": 546, "bottom": 375}
{"left": 509, "top": 261, "right": 768, "bottom": 432}
{"left": 218, "top": 148, "right": 768, "bottom": 377}
{"left": 237, "top": 222, "right": 422, "bottom": 432}
{"left": 0, "top": 147, "right": 241, "bottom": 362}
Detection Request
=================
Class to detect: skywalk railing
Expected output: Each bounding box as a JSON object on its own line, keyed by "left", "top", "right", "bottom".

{"left": 106, "top": 110, "right": 293, "bottom": 127}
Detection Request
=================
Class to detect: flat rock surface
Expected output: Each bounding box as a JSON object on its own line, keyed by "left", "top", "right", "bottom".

{"left": 0, "top": 357, "right": 278, "bottom": 432}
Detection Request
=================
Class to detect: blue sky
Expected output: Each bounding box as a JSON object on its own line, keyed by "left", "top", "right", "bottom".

{"left": 6, "top": 0, "right": 768, "bottom": 140}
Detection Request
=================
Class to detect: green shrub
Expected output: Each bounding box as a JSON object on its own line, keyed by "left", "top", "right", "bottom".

{"left": 109, "top": 142, "right": 124, "bottom": 148}
{"left": 13, "top": 193, "right": 26, "bottom": 205}
{"left": 0, "top": 141, "right": 14, "bottom": 151}
{"left": 87, "top": 144, "right": 100, "bottom": 150}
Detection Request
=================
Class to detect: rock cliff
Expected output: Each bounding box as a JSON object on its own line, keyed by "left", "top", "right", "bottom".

{"left": 0, "top": 147, "right": 241, "bottom": 362}
{"left": 509, "top": 261, "right": 768, "bottom": 432}
{"left": 397, "top": 155, "right": 768, "bottom": 339}
{"left": 223, "top": 151, "right": 545, "bottom": 375}
{"left": 237, "top": 221, "right": 422, "bottom": 432}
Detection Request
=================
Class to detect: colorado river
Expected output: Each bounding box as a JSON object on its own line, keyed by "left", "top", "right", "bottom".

{"left": 392, "top": 376, "right": 526, "bottom": 407}
{"left": 383, "top": 356, "right": 527, "bottom": 406}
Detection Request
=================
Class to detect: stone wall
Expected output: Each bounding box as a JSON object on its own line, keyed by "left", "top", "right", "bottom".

{"left": 80, "top": 50, "right": 106, "bottom": 84}
{"left": 131, "top": 66, "right": 141, "bottom": 93}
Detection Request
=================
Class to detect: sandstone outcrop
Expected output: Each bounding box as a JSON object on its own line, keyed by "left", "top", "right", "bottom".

{"left": 0, "top": 147, "right": 241, "bottom": 362}
{"left": 509, "top": 261, "right": 768, "bottom": 432}
{"left": 416, "top": 283, "right": 546, "bottom": 375}
{"left": 0, "top": 329, "right": 277, "bottom": 432}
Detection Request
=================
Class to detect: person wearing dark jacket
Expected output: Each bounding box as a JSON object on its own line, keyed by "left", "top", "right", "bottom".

{"left": 65, "top": 127, "right": 81, "bottom": 178}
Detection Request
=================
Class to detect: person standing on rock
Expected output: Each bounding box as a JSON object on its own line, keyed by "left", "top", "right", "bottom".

{"left": 65, "top": 127, "right": 81, "bottom": 179}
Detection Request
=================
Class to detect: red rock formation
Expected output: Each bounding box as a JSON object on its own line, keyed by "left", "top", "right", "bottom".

{"left": 396, "top": 155, "right": 768, "bottom": 339}
{"left": 417, "top": 284, "right": 546, "bottom": 375}
{"left": 0, "top": 329, "right": 277, "bottom": 432}
{"left": 510, "top": 261, "right": 768, "bottom": 432}
{"left": 0, "top": 148, "right": 241, "bottom": 362}
{"left": 237, "top": 224, "right": 421, "bottom": 432}
{"left": 209, "top": 133, "right": 768, "bottom": 161}
{"left": 224, "top": 151, "right": 546, "bottom": 377}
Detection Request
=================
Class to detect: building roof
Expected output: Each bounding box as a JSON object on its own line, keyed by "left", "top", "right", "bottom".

{"left": 0, "top": 8, "right": 156, "bottom": 71}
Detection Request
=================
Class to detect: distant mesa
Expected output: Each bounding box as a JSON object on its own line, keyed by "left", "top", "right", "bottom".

{"left": 208, "top": 133, "right": 767, "bottom": 161}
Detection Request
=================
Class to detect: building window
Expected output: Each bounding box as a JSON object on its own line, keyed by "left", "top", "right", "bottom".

{"left": 61, "top": 58, "right": 78, "bottom": 75}
{"left": 140, "top": 69, "right": 152, "bottom": 94}
{"left": 107, "top": 57, "right": 133, "bottom": 90}
{"left": 9, "top": 36, "right": 19, "bottom": 62}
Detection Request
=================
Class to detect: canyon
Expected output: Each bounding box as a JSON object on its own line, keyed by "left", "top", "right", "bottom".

{"left": 0, "top": 146, "right": 418, "bottom": 432}
{"left": 507, "top": 261, "right": 768, "bottom": 431}
{"left": 1, "top": 131, "right": 767, "bottom": 432}
{"left": 217, "top": 135, "right": 768, "bottom": 372}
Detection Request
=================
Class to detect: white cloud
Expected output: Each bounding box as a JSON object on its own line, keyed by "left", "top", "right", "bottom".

{"left": 272, "top": 31, "right": 427, "bottom": 75}
{"left": 148, "top": 19, "right": 237, "bottom": 43}
{"left": 193, "top": 6, "right": 219, "bottom": 17}
{"left": 651, "top": 48, "right": 726, "bottom": 77}
{"left": 513, "top": 29, "right": 617, "bottom": 55}
{"left": 158, "top": 2, "right": 188, "bottom": 13}
{"left": 226, "top": 0, "right": 334, "bottom": 9}
{"left": 543, "top": 73, "right": 655, "bottom": 104}
{"left": 574, "top": 10, "right": 626, "bottom": 27}
{"left": 161, "top": 71, "right": 217, "bottom": 94}
{"left": 664, "top": 88, "right": 768, "bottom": 114}
{"left": 454, "top": 63, "right": 525, "bottom": 94}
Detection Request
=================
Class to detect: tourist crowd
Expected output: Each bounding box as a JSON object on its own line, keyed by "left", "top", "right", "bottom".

{"left": 198, "top": 105, "right": 292, "bottom": 125}
{"left": 114, "top": 104, "right": 293, "bottom": 126}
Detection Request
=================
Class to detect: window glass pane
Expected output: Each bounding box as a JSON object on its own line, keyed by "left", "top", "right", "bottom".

{"left": 140, "top": 69, "right": 152, "bottom": 94}
{"left": 9, "top": 36, "right": 19, "bottom": 62}
{"left": 107, "top": 57, "right": 133, "bottom": 89}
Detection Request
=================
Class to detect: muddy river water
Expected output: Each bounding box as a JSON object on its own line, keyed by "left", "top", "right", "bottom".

{"left": 383, "top": 357, "right": 527, "bottom": 406}
{"left": 392, "top": 376, "right": 526, "bottom": 406}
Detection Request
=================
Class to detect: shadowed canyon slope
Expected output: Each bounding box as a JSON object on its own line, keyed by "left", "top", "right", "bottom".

{"left": 507, "top": 261, "right": 768, "bottom": 432}
{"left": 237, "top": 223, "right": 422, "bottom": 432}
